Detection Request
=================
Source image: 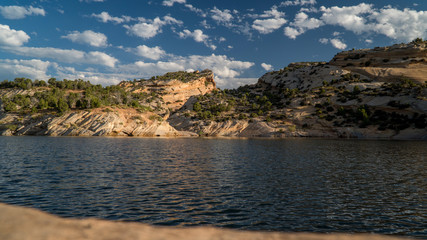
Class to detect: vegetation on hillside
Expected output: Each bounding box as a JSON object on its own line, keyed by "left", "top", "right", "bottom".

{"left": 187, "top": 75, "right": 426, "bottom": 132}
{"left": 0, "top": 78, "right": 161, "bottom": 115}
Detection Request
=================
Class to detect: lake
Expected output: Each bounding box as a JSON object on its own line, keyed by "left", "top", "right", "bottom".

{"left": 0, "top": 136, "right": 426, "bottom": 238}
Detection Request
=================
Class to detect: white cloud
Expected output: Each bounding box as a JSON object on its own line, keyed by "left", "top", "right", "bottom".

{"left": 261, "top": 63, "right": 273, "bottom": 71}
{"left": 319, "top": 38, "right": 329, "bottom": 44}
{"left": 319, "top": 4, "right": 427, "bottom": 41}
{"left": 178, "top": 29, "right": 216, "bottom": 50}
{"left": 124, "top": 16, "right": 182, "bottom": 39}
{"left": 280, "top": 0, "right": 317, "bottom": 7}
{"left": 134, "top": 45, "right": 166, "bottom": 60}
{"left": 318, "top": 38, "right": 347, "bottom": 50}
{"left": 258, "top": 6, "right": 285, "bottom": 18}
{"left": 283, "top": 27, "right": 300, "bottom": 39}
{"left": 330, "top": 39, "right": 347, "bottom": 50}
{"left": 179, "top": 29, "right": 208, "bottom": 42}
{"left": 118, "top": 54, "right": 254, "bottom": 88}
{"left": 282, "top": 4, "right": 427, "bottom": 42}
{"left": 333, "top": 31, "right": 341, "bottom": 36}
{"left": 252, "top": 7, "right": 287, "bottom": 34}
{"left": 162, "top": 0, "right": 186, "bottom": 7}
{"left": 227, "top": 78, "right": 258, "bottom": 89}
{"left": 0, "top": 24, "right": 30, "bottom": 46}
{"left": 253, "top": 18, "right": 287, "bottom": 34}
{"left": 0, "top": 59, "right": 50, "bottom": 80}
{"left": 320, "top": 3, "right": 373, "bottom": 35}
{"left": 211, "top": 7, "right": 233, "bottom": 25}
{"left": 185, "top": 4, "right": 206, "bottom": 17}
{"left": 371, "top": 7, "right": 427, "bottom": 41}
{"left": 91, "top": 12, "right": 132, "bottom": 24}
{"left": 365, "top": 39, "right": 373, "bottom": 44}
{"left": 284, "top": 12, "right": 323, "bottom": 39}
{"left": 3, "top": 46, "right": 118, "bottom": 68}
{"left": 0, "top": 6, "right": 45, "bottom": 19}
{"left": 62, "top": 30, "right": 108, "bottom": 47}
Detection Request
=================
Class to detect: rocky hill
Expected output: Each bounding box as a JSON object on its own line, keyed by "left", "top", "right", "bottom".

{"left": 169, "top": 41, "right": 426, "bottom": 140}
{"left": 0, "top": 42, "right": 426, "bottom": 139}
{"left": 0, "top": 70, "right": 214, "bottom": 137}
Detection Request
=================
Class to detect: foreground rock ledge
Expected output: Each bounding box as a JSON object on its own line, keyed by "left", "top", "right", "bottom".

{"left": 0, "top": 203, "right": 411, "bottom": 240}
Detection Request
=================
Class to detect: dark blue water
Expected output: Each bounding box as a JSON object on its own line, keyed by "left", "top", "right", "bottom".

{"left": 0, "top": 137, "right": 426, "bottom": 238}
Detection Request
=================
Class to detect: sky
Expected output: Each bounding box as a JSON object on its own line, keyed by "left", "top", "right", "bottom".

{"left": 0, "top": 0, "right": 426, "bottom": 89}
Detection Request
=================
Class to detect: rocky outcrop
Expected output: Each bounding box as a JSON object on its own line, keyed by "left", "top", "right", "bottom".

{"left": 120, "top": 70, "right": 216, "bottom": 111}
{"left": 0, "top": 203, "right": 411, "bottom": 240}
{"left": 0, "top": 108, "right": 195, "bottom": 137}
{"left": 330, "top": 42, "right": 427, "bottom": 84}
{"left": 0, "top": 70, "right": 215, "bottom": 137}
{"left": 258, "top": 62, "right": 353, "bottom": 91}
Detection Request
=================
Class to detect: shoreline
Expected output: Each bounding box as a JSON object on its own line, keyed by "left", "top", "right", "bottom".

{"left": 0, "top": 134, "right": 426, "bottom": 141}
{"left": 0, "top": 202, "right": 414, "bottom": 240}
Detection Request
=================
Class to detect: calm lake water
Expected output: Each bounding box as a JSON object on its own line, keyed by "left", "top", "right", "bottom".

{"left": 0, "top": 136, "right": 426, "bottom": 238}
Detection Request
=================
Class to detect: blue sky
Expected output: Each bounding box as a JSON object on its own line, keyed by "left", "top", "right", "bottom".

{"left": 0, "top": 0, "right": 426, "bottom": 88}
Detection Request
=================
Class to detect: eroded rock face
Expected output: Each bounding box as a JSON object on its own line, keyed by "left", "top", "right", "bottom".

{"left": 120, "top": 70, "right": 216, "bottom": 111}
{"left": 3, "top": 108, "right": 195, "bottom": 137}
{"left": 0, "top": 203, "right": 411, "bottom": 240}
{"left": 258, "top": 62, "right": 353, "bottom": 91}
{"left": 329, "top": 42, "right": 427, "bottom": 84}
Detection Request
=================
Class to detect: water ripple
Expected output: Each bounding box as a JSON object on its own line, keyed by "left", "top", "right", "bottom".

{"left": 0, "top": 137, "right": 426, "bottom": 238}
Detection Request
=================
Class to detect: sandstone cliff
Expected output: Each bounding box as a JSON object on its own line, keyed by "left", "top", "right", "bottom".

{"left": 0, "top": 70, "right": 214, "bottom": 137}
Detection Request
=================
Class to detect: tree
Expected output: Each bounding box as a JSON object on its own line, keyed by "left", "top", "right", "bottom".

{"left": 193, "top": 101, "right": 202, "bottom": 112}
{"left": 3, "top": 101, "right": 17, "bottom": 112}
{"left": 37, "top": 99, "right": 48, "bottom": 110}
{"left": 57, "top": 98, "right": 69, "bottom": 113}
{"left": 48, "top": 78, "right": 57, "bottom": 86}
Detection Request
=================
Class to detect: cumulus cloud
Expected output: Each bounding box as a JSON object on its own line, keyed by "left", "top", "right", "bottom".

{"left": 252, "top": 7, "right": 287, "bottom": 34}
{"left": 320, "top": 3, "right": 373, "bottom": 35}
{"left": 0, "top": 6, "right": 45, "bottom": 19}
{"left": 319, "top": 38, "right": 329, "bottom": 44}
{"left": 178, "top": 29, "right": 216, "bottom": 50}
{"left": 280, "top": 0, "right": 317, "bottom": 7}
{"left": 371, "top": 7, "right": 427, "bottom": 41}
{"left": 134, "top": 45, "right": 166, "bottom": 60}
{"left": 4, "top": 46, "right": 118, "bottom": 68}
{"left": 330, "top": 39, "right": 347, "bottom": 50}
{"left": 211, "top": 7, "right": 233, "bottom": 25}
{"left": 62, "top": 30, "right": 108, "bottom": 47}
{"left": 319, "top": 38, "right": 347, "bottom": 50}
{"left": 0, "top": 24, "right": 30, "bottom": 46}
{"left": 258, "top": 6, "right": 285, "bottom": 18}
{"left": 253, "top": 18, "right": 287, "bottom": 34}
{"left": 0, "top": 59, "right": 51, "bottom": 80}
{"left": 184, "top": 4, "right": 206, "bottom": 17}
{"left": 261, "top": 63, "right": 273, "bottom": 71}
{"left": 284, "top": 12, "right": 323, "bottom": 39}
{"left": 162, "top": 0, "right": 186, "bottom": 7}
{"left": 118, "top": 54, "right": 254, "bottom": 88}
{"left": 179, "top": 29, "right": 208, "bottom": 42}
{"left": 318, "top": 4, "right": 427, "bottom": 41}
{"left": 282, "top": 4, "right": 427, "bottom": 42}
{"left": 91, "top": 12, "right": 132, "bottom": 24}
{"left": 124, "top": 16, "right": 182, "bottom": 39}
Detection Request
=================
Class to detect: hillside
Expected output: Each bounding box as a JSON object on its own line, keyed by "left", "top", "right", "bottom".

{"left": 0, "top": 42, "right": 426, "bottom": 139}
{"left": 168, "top": 41, "right": 427, "bottom": 139}
{"left": 0, "top": 70, "right": 215, "bottom": 137}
